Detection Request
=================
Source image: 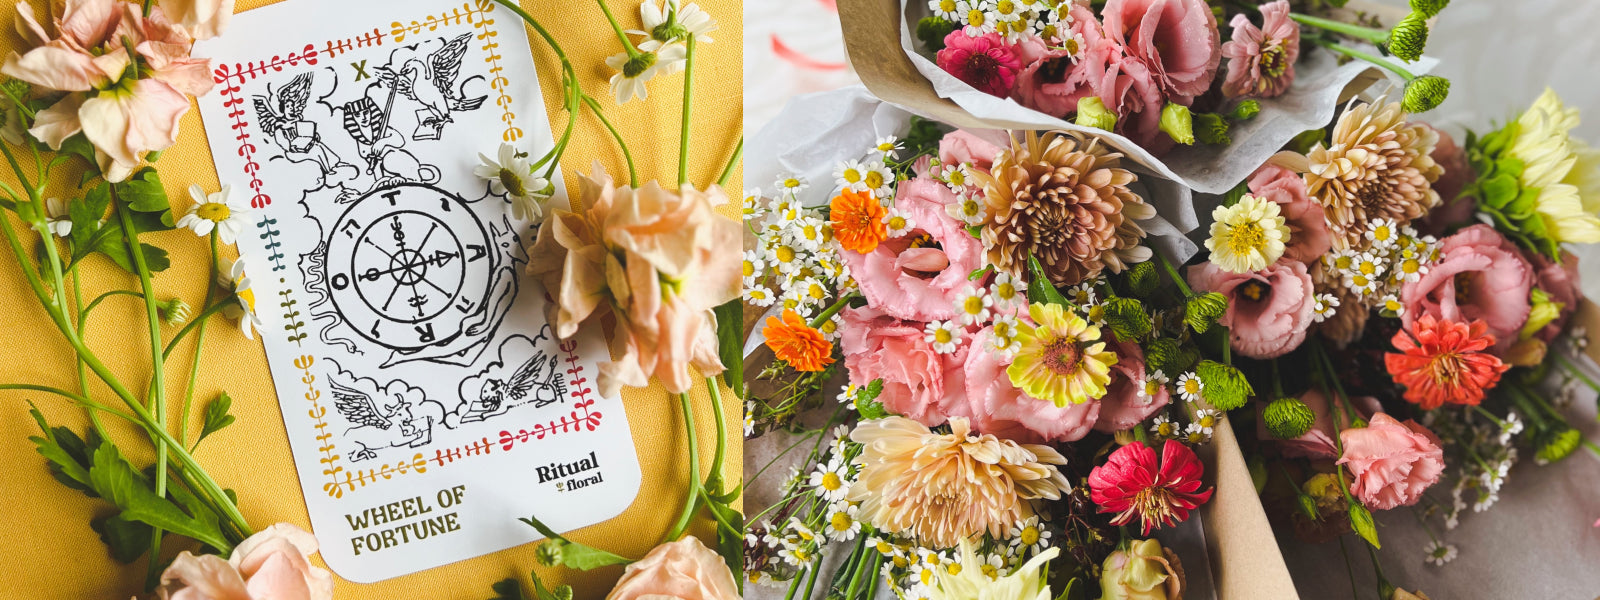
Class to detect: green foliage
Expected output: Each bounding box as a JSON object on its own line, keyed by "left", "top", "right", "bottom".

{"left": 1144, "top": 338, "right": 1199, "bottom": 378}
{"left": 1025, "top": 255, "right": 1069, "bottom": 307}
{"left": 1384, "top": 11, "right": 1429, "bottom": 62}
{"left": 197, "top": 392, "right": 237, "bottom": 448}
{"left": 87, "top": 441, "right": 230, "bottom": 552}
{"left": 1219, "top": 180, "right": 1250, "bottom": 209}
{"left": 1228, "top": 99, "right": 1261, "bottom": 121}
{"left": 713, "top": 300, "right": 744, "bottom": 391}
{"left": 489, "top": 579, "right": 526, "bottom": 600}
{"left": 916, "top": 16, "right": 958, "bottom": 52}
{"left": 519, "top": 515, "right": 633, "bottom": 571}
{"left": 1193, "top": 112, "right": 1231, "bottom": 146}
{"left": 91, "top": 514, "right": 152, "bottom": 564}
{"left": 1536, "top": 426, "right": 1581, "bottom": 464}
{"left": 1103, "top": 297, "right": 1153, "bottom": 342}
{"left": 26, "top": 403, "right": 95, "bottom": 495}
{"left": 855, "top": 379, "right": 888, "bottom": 419}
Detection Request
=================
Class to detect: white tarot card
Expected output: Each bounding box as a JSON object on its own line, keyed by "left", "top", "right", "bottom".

{"left": 195, "top": 0, "right": 641, "bottom": 582}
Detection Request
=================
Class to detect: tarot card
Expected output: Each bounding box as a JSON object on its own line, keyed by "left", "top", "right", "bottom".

{"left": 195, "top": 0, "right": 641, "bottom": 582}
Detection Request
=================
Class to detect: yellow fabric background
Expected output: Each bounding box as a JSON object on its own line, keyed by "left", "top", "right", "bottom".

{"left": 0, "top": 0, "right": 741, "bottom": 598}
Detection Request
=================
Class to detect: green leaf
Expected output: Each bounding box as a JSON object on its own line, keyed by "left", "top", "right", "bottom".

{"left": 517, "top": 515, "right": 633, "bottom": 571}
{"left": 527, "top": 571, "right": 573, "bottom": 600}
{"left": 1348, "top": 502, "right": 1380, "bottom": 548}
{"left": 96, "top": 234, "right": 170, "bottom": 273}
{"left": 56, "top": 133, "right": 97, "bottom": 169}
{"left": 489, "top": 579, "right": 526, "bottom": 600}
{"left": 87, "top": 442, "right": 230, "bottom": 552}
{"left": 1025, "top": 255, "right": 1069, "bottom": 307}
{"left": 125, "top": 206, "right": 176, "bottom": 233}
{"left": 709, "top": 501, "right": 745, "bottom": 594}
{"left": 26, "top": 403, "right": 94, "bottom": 494}
{"left": 68, "top": 183, "right": 111, "bottom": 251}
{"left": 712, "top": 300, "right": 743, "bottom": 391}
{"left": 855, "top": 379, "right": 888, "bottom": 419}
{"left": 1220, "top": 180, "right": 1250, "bottom": 208}
{"left": 197, "top": 392, "right": 237, "bottom": 448}
{"left": 90, "top": 514, "right": 153, "bottom": 564}
{"left": 118, "top": 169, "right": 171, "bottom": 213}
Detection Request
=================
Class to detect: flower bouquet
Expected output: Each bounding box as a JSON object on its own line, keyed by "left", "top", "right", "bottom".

{"left": 835, "top": 0, "right": 1449, "bottom": 194}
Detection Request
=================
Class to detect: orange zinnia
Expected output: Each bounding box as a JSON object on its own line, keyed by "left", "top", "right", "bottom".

{"left": 1384, "top": 314, "right": 1509, "bottom": 410}
{"left": 763, "top": 309, "right": 836, "bottom": 372}
{"left": 830, "top": 189, "right": 888, "bottom": 253}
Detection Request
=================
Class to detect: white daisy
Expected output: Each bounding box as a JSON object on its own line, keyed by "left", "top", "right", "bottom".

{"left": 1184, "top": 422, "right": 1212, "bottom": 444}
{"left": 1177, "top": 372, "right": 1203, "bottom": 403}
{"left": 925, "top": 320, "right": 962, "bottom": 354}
{"left": 773, "top": 174, "right": 808, "bottom": 195}
{"left": 1365, "top": 218, "right": 1400, "bottom": 252}
{"left": 743, "top": 282, "right": 777, "bottom": 307}
{"left": 43, "top": 197, "right": 72, "bottom": 238}
{"left": 743, "top": 189, "right": 766, "bottom": 219}
{"left": 884, "top": 209, "right": 916, "bottom": 238}
{"left": 954, "top": 286, "right": 994, "bottom": 325}
{"left": 784, "top": 517, "right": 819, "bottom": 545}
{"left": 1312, "top": 293, "right": 1341, "bottom": 323}
{"left": 990, "top": 273, "right": 1025, "bottom": 311}
{"left": 808, "top": 459, "right": 852, "bottom": 502}
{"left": 1067, "top": 281, "right": 1097, "bottom": 307}
{"left": 474, "top": 143, "right": 549, "bottom": 222}
{"left": 946, "top": 191, "right": 987, "bottom": 226}
{"left": 777, "top": 544, "right": 815, "bottom": 567}
{"left": 631, "top": 0, "right": 718, "bottom": 53}
{"left": 221, "top": 259, "right": 263, "bottom": 340}
{"left": 177, "top": 184, "right": 252, "bottom": 245}
{"left": 872, "top": 135, "right": 902, "bottom": 159}
{"left": 835, "top": 159, "right": 870, "bottom": 192}
{"left": 604, "top": 44, "right": 687, "bottom": 104}
{"left": 1151, "top": 414, "right": 1178, "bottom": 439}
{"left": 742, "top": 250, "right": 767, "bottom": 285}
{"left": 1380, "top": 293, "right": 1405, "bottom": 317}
{"left": 1140, "top": 369, "right": 1169, "bottom": 402}
{"left": 929, "top": 0, "right": 962, "bottom": 20}
{"left": 785, "top": 216, "right": 827, "bottom": 251}
{"left": 1008, "top": 516, "right": 1052, "bottom": 556}
{"left": 861, "top": 160, "right": 895, "bottom": 196}
{"left": 1192, "top": 408, "right": 1218, "bottom": 436}
{"left": 1423, "top": 540, "right": 1458, "bottom": 566}
{"left": 958, "top": 0, "right": 996, "bottom": 35}
{"left": 937, "top": 162, "right": 975, "bottom": 191}
{"left": 823, "top": 503, "right": 862, "bottom": 542}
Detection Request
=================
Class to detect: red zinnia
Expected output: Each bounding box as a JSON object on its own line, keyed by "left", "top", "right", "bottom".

{"left": 1384, "top": 314, "right": 1509, "bottom": 410}
{"left": 1087, "top": 440, "right": 1214, "bottom": 535}
{"left": 934, "top": 31, "right": 1022, "bottom": 98}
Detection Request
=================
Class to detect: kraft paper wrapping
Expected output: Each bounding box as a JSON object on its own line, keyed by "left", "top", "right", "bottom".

{"left": 836, "top": 0, "right": 1436, "bottom": 195}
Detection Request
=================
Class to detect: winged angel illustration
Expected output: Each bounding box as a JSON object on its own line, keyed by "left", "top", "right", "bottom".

{"left": 252, "top": 72, "right": 354, "bottom": 183}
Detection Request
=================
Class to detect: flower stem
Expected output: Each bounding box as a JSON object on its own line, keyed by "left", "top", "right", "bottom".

{"left": 1553, "top": 352, "right": 1600, "bottom": 394}
{"left": 717, "top": 137, "right": 743, "bottom": 187}
{"left": 808, "top": 293, "right": 859, "bottom": 329}
{"left": 801, "top": 550, "right": 824, "bottom": 600}
{"left": 664, "top": 391, "right": 703, "bottom": 542}
{"left": 678, "top": 35, "right": 697, "bottom": 187}
{"left": 1289, "top": 13, "right": 1389, "bottom": 46}
{"left": 579, "top": 94, "right": 637, "bottom": 187}
{"left": 594, "top": 0, "right": 641, "bottom": 58}
{"left": 704, "top": 377, "right": 728, "bottom": 492}
{"left": 1313, "top": 38, "right": 1416, "bottom": 81}
{"left": 0, "top": 383, "right": 136, "bottom": 422}
{"left": 1154, "top": 251, "right": 1194, "bottom": 297}
{"left": 114, "top": 199, "right": 172, "bottom": 586}
{"left": 178, "top": 232, "right": 220, "bottom": 452}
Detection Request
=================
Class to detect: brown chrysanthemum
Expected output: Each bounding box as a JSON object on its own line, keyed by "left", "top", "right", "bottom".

{"left": 975, "top": 131, "right": 1154, "bottom": 286}
{"left": 1304, "top": 100, "right": 1443, "bottom": 250}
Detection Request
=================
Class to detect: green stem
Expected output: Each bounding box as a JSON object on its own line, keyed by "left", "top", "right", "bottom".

{"left": 664, "top": 392, "right": 703, "bottom": 542}
{"left": 162, "top": 301, "right": 234, "bottom": 360}
{"left": 1155, "top": 251, "right": 1194, "bottom": 296}
{"left": 1337, "top": 536, "right": 1359, "bottom": 600}
{"left": 491, "top": 0, "right": 582, "bottom": 179}
{"left": 800, "top": 550, "right": 824, "bottom": 600}
{"left": 704, "top": 378, "right": 728, "bottom": 492}
{"left": 1289, "top": 13, "right": 1389, "bottom": 45}
{"left": 79, "top": 290, "right": 145, "bottom": 329}
{"left": 594, "top": 0, "right": 642, "bottom": 58}
{"left": 0, "top": 383, "right": 137, "bottom": 422}
{"left": 1314, "top": 39, "right": 1416, "bottom": 81}
{"left": 678, "top": 36, "right": 696, "bottom": 187}
{"left": 717, "top": 137, "right": 743, "bottom": 187}
{"left": 808, "top": 292, "right": 859, "bottom": 329}
{"left": 115, "top": 200, "right": 170, "bottom": 588}
{"left": 1554, "top": 352, "right": 1600, "bottom": 394}
{"left": 71, "top": 267, "right": 105, "bottom": 434}
{"left": 580, "top": 94, "right": 637, "bottom": 187}
{"left": 179, "top": 232, "right": 219, "bottom": 451}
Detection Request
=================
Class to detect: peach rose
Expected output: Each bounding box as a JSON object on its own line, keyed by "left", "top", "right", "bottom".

{"left": 156, "top": 523, "right": 333, "bottom": 600}
{"left": 1337, "top": 413, "right": 1445, "bottom": 511}
{"left": 606, "top": 536, "right": 739, "bottom": 600}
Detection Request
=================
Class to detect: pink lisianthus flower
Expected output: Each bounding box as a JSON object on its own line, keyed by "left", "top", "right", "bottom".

{"left": 1338, "top": 413, "right": 1445, "bottom": 511}
{"left": 1101, "top": 0, "right": 1220, "bottom": 103}
{"left": 1400, "top": 224, "right": 1534, "bottom": 356}
{"left": 1094, "top": 334, "right": 1171, "bottom": 433}
{"left": 156, "top": 523, "right": 334, "bottom": 600}
{"left": 840, "top": 305, "right": 970, "bottom": 427}
{"left": 1526, "top": 250, "right": 1582, "bottom": 344}
{"left": 937, "top": 129, "right": 1004, "bottom": 173}
{"left": 1013, "top": 3, "right": 1114, "bottom": 118}
{"left": 935, "top": 31, "right": 1022, "bottom": 98}
{"left": 842, "top": 177, "right": 983, "bottom": 322}
{"left": 1249, "top": 161, "right": 1331, "bottom": 264}
{"left": 4, "top": 0, "right": 223, "bottom": 181}
{"left": 1096, "top": 51, "right": 1171, "bottom": 154}
{"left": 1188, "top": 259, "right": 1316, "bottom": 359}
{"left": 1219, "top": 0, "right": 1299, "bottom": 99}
{"left": 962, "top": 325, "right": 1101, "bottom": 443}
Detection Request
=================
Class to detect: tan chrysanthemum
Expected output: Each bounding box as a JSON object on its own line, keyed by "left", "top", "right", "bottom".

{"left": 975, "top": 131, "right": 1154, "bottom": 286}
{"left": 1310, "top": 259, "right": 1366, "bottom": 347}
{"left": 848, "top": 416, "right": 1071, "bottom": 549}
{"left": 1305, "top": 100, "right": 1442, "bottom": 250}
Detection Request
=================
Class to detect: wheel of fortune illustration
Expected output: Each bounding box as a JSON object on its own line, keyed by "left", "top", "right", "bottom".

{"left": 323, "top": 183, "right": 494, "bottom": 352}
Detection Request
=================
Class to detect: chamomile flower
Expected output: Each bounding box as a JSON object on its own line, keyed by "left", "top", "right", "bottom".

{"left": 1345, "top": 252, "right": 1387, "bottom": 295}
{"left": 990, "top": 273, "right": 1025, "bottom": 311}
{"left": 1008, "top": 516, "right": 1052, "bottom": 556}
{"left": 1365, "top": 218, "right": 1401, "bottom": 252}
{"left": 786, "top": 217, "right": 828, "bottom": 251}
{"left": 1192, "top": 408, "right": 1218, "bottom": 436}
{"left": 1392, "top": 249, "right": 1428, "bottom": 283}
{"left": 774, "top": 173, "right": 809, "bottom": 195}
{"left": 784, "top": 517, "right": 819, "bottom": 546}
{"left": 1312, "top": 293, "right": 1340, "bottom": 323}
{"left": 1151, "top": 414, "right": 1178, "bottom": 439}
{"left": 1379, "top": 293, "right": 1405, "bottom": 317}
{"left": 768, "top": 241, "right": 804, "bottom": 276}
{"left": 1066, "top": 281, "right": 1097, "bottom": 306}
{"left": 959, "top": 0, "right": 995, "bottom": 35}
{"left": 743, "top": 403, "right": 756, "bottom": 436}
{"left": 1140, "top": 370, "right": 1168, "bottom": 402}
{"left": 954, "top": 286, "right": 994, "bottom": 325}
{"left": 742, "top": 250, "right": 767, "bottom": 284}
{"left": 929, "top": 0, "right": 962, "bottom": 21}
{"left": 222, "top": 259, "right": 263, "bottom": 340}
{"left": 778, "top": 544, "right": 815, "bottom": 566}
{"left": 178, "top": 184, "right": 253, "bottom": 245}
{"left": 985, "top": 0, "right": 1025, "bottom": 26}
{"left": 43, "top": 197, "right": 72, "bottom": 238}
{"left": 1177, "top": 372, "right": 1204, "bottom": 403}
{"left": 808, "top": 458, "right": 851, "bottom": 502}
{"left": 925, "top": 320, "right": 963, "bottom": 354}
{"left": 872, "top": 135, "right": 903, "bottom": 159}
{"left": 824, "top": 503, "right": 862, "bottom": 541}
{"left": 946, "top": 191, "right": 987, "bottom": 225}
{"left": 835, "top": 159, "right": 870, "bottom": 192}
{"left": 861, "top": 160, "right": 896, "bottom": 196}
{"left": 884, "top": 209, "right": 917, "bottom": 238}
{"left": 938, "top": 162, "right": 975, "bottom": 191}
{"left": 631, "top": 0, "right": 718, "bottom": 52}
{"left": 977, "top": 552, "right": 1006, "bottom": 580}
{"left": 744, "top": 282, "right": 777, "bottom": 307}
{"left": 743, "top": 189, "right": 766, "bottom": 219}
{"left": 605, "top": 43, "right": 687, "bottom": 104}
{"left": 817, "top": 312, "right": 844, "bottom": 342}
{"left": 1423, "top": 540, "right": 1458, "bottom": 566}
{"left": 1185, "top": 422, "right": 1211, "bottom": 444}
{"left": 988, "top": 314, "right": 1022, "bottom": 356}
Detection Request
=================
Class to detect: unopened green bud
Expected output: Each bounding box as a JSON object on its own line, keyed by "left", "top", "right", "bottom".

{"left": 1265, "top": 397, "right": 1316, "bottom": 439}
{"left": 1184, "top": 292, "right": 1229, "bottom": 334}
{"left": 159, "top": 297, "right": 193, "bottom": 327}
{"left": 1104, "top": 297, "right": 1154, "bottom": 342}
{"left": 1076, "top": 96, "right": 1117, "bottom": 131}
{"left": 1348, "top": 503, "right": 1380, "bottom": 548}
{"left": 1385, "top": 11, "right": 1430, "bottom": 62}
{"left": 1122, "top": 260, "right": 1159, "bottom": 297}
{"left": 1409, "top": 0, "right": 1448, "bottom": 18}
{"left": 1537, "top": 427, "right": 1581, "bottom": 464}
{"left": 1403, "top": 75, "right": 1450, "bottom": 113}
{"left": 552, "top": 585, "right": 574, "bottom": 600}
{"left": 1193, "top": 112, "right": 1231, "bottom": 145}
{"left": 1196, "top": 360, "right": 1252, "bottom": 411}
{"left": 1159, "top": 103, "right": 1195, "bottom": 145}
{"left": 535, "top": 539, "right": 567, "bottom": 567}
{"left": 1297, "top": 493, "right": 1322, "bottom": 522}
{"left": 1228, "top": 99, "right": 1261, "bottom": 121}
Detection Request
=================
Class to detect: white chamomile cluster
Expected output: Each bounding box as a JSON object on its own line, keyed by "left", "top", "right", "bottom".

{"left": 1320, "top": 219, "right": 1441, "bottom": 319}
{"left": 937, "top": 160, "right": 990, "bottom": 227}
{"left": 745, "top": 179, "right": 853, "bottom": 331}
{"left": 876, "top": 533, "right": 1045, "bottom": 600}
{"left": 933, "top": 0, "right": 1078, "bottom": 45}
{"left": 835, "top": 158, "right": 896, "bottom": 198}
{"left": 1416, "top": 405, "right": 1524, "bottom": 538}
{"left": 949, "top": 272, "right": 1030, "bottom": 360}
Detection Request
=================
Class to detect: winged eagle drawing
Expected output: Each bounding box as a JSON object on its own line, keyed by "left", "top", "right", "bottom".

{"left": 377, "top": 32, "right": 488, "bottom": 140}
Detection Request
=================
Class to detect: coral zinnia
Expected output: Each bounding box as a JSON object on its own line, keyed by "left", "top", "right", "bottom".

{"left": 1008, "top": 303, "right": 1119, "bottom": 407}
{"left": 763, "top": 309, "right": 835, "bottom": 372}
{"left": 1384, "top": 314, "right": 1510, "bottom": 410}
{"left": 830, "top": 188, "right": 889, "bottom": 253}
{"left": 848, "top": 416, "right": 1071, "bottom": 549}
{"left": 975, "top": 131, "right": 1154, "bottom": 286}
{"left": 1304, "top": 100, "right": 1442, "bottom": 250}
{"left": 1087, "top": 440, "right": 1214, "bottom": 535}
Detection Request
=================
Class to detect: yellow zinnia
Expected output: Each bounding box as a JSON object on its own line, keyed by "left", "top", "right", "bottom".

{"left": 1007, "top": 303, "right": 1118, "bottom": 406}
{"left": 1509, "top": 88, "right": 1600, "bottom": 244}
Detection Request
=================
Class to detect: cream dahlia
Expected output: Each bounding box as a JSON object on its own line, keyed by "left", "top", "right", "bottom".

{"left": 1205, "top": 194, "right": 1291, "bottom": 274}
{"left": 848, "top": 416, "right": 1071, "bottom": 549}
{"left": 1304, "top": 100, "right": 1442, "bottom": 250}
{"left": 975, "top": 131, "right": 1155, "bottom": 286}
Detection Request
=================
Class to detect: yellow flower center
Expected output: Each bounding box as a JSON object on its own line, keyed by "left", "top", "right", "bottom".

{"left": 820, "top": 319, "right": 837, "bottom": 335}
{"left": 887, "top": 215, "right": 907, "bottom": 230}
{"left": 878, "top": 142, "right": 895, "bottom": 152}
{"left": 1227, "top": 221, "right": 1266, "bottom": 257}
{"left": 863, "top": 171, "right": 886, "bottom": 190}
{"left": 236, "top": 287, "right": 256, "bottom": 313}
{"left": 997, "top": 0, "right": 1015, "bottom": 15}
{"left": 196, "top": 202, "right": 231, "bottom": 223}
{"left": 1019, "top": 525, "right": 1039, "bottom": 546}
{"left": 1183, "top": 379, "right": 1201, "bottom": 395}
{"left": 981, "top": 564, "right": 1000, "bottom": 580}
{"left": 1158, "top": 422, "right": 1175, "bottom": 437}
{"left": 946, "top": 563, "right": 962, "bottom": 576}
{"left": 843, "top": 168, "right": 862, "bottom": 183}
{"left": 821, "top": 471, "right": 843, "bottom": 491}
{"left": 498, "top": 168, "right": 527, "bottom": 197}
{"left": 1187, "top": 431, "right": 1205, "bottom": 444}
{"left": 784, "top": 177, "right": 801, "bottom": 188}
{"left": 962, "top": 296, "right": 985, "bottom": 314}
{"left": 1239, "top": 280, "right": 1268, "bottom": 302}
{"left": 993, "top": 322, "right": 1012, "bottom": 338}
{"left": 1200, "top": 414, "right": 1216, "bottom": 428}
{"left": 996, "top": 282, "right": 1016, "bottom": 299}
{"left": 743, "top": 260, "right": 757, "bottom": 277}
{"left": 948, "top": 170, "right": 966, "bottom": 186}
{"left": 808, "top": 284, "right": 827, "bottom": 300}
{"left": 775, "top": 245, "right": 797, "bottom": 263}
{"left": 829, "top": 511, "right": 853, "bottom": 531}
{"left": 934, "top": 328, "right": 955, "bottom": 344}
{"left": 967, "top": 9, "right": 984, "bottom": 27}
{"left": 939, "top": 0, "right": 956, "bottom": 11}
{"left": 1145, "top": 381, "right": 1161, "bottom": 396}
